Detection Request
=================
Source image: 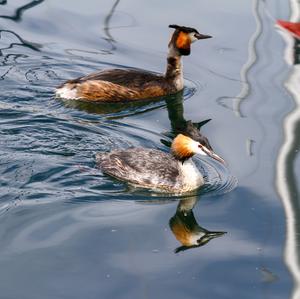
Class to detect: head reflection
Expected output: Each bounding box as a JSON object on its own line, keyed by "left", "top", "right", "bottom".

{"left": 169, "top": 197, "right": 226, "bottom": 253}
{"left": 162, "top": 91, "right": 213, "bottom": 151}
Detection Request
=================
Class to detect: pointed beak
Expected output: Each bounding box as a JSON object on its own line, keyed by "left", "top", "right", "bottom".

{"left": 201, "top": 145, "right": 226, "bottom": 165}
{"left": 194, "top": 33, "right": 212, "bottom": 40}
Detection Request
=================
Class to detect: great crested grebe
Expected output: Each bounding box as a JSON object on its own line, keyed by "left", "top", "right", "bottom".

{"left": 96, "top": 134, "right": 224, "bottom": 193}
{"left": 56, "top": 25, "right": 212, "bottom": 102}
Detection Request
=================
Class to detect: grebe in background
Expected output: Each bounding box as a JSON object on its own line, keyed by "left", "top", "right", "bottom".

{"left": 96, "top": 134, "right": 224, "bottom": 194}
{"left": 56, "top": 25, "right": 212, "bottom": 102}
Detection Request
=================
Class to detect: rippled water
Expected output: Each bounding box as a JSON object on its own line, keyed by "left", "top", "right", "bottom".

{"left": 0, "top": 0, "right": 299, "bottom": 298}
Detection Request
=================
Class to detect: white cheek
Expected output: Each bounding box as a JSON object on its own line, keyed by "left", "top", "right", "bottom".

{"left": 197, "top": 148, "right": 207, "bottom": 156}
{"left": 191, "top": 140, "right": 206, "bottom": 156}
{"left": 191, "top": 141, "right": 207, "bottom": 156}
{"left": 189, "top": 33, "right": 198, "bottom": 43}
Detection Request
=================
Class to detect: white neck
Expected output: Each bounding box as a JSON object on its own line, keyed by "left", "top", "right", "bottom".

{"left": 178, "top": 159, "right": 204, "bottom": 191}
{"left": 165, "top": 46, "right": 184, "bottom": 91}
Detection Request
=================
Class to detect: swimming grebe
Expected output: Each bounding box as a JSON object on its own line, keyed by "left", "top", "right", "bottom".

{"left": 169, "top": 197, "right": 226, "bottom": 253}
{"left": 96, "top": 134, "right": 224, "bottom": 193}
{"left": 56, "top": 25, "right": 212, "bottom": 102}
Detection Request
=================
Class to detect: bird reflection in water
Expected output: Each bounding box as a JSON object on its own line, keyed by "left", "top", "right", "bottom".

{"left": 169, "top": 197, "right": 226, "bottom": 253}
{"left": 161, "top": 91, "right": 213, "bottom": 151}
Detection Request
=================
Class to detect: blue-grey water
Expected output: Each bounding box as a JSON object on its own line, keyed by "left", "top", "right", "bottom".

{"left": 0, "top": 0, "right": 299, "bottom": 298}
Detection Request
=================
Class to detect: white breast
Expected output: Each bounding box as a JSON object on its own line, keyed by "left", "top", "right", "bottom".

{"left": 178, "top": 159, "right": 204, "bottom": 191}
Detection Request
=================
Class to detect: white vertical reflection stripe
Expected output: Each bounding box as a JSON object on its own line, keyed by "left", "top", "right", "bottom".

{"left": 275, "top": 1, "right": 300, "bottom": 298}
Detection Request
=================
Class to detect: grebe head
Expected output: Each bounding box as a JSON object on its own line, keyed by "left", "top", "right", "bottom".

{"left": 168, "top": 24, "right": 212, "bottom": 56}
{"left": 171, "top": 134, "right": 225, "bottom": 164}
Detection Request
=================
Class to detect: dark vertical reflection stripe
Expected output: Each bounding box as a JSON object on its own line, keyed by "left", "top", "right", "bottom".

{"left": 0, "top": 0, "right": 44, "bottom": 22}
{"left": 103, "top": 0, "right": 121, "bottom": 47}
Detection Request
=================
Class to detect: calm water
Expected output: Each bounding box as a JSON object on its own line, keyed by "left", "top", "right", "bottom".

{"left": 0, "top": 0, "right": 299, "bottom": 298}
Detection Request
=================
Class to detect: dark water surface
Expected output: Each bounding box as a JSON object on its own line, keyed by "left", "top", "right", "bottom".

{"left": 0, "top": 0, "right": 299, "bottom": 298}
